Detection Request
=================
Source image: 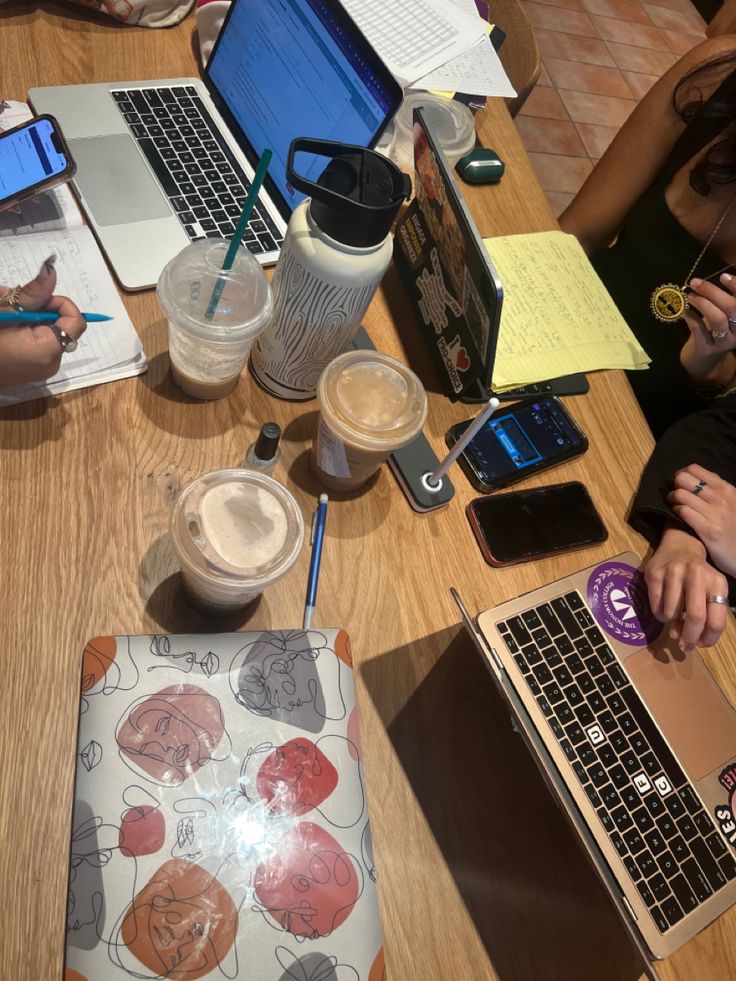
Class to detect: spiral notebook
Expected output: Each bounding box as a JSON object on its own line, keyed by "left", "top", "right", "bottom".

{"left": 65, "top": 630, "right": 385, "bottom": 981}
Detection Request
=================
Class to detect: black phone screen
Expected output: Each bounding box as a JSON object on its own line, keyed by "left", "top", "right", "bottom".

{"left": 469, "top": 482, "right": 607, "bottom": 563}
{"left": 451, "top": 397, "right": 586, "bottom": 489}
{"left": 0, "top": 118, "right": 71, "bottom": 205}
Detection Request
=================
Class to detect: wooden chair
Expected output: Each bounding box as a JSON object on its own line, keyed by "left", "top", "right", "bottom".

{"left": 486, "top": 0, "right": 541, "bottom": 116}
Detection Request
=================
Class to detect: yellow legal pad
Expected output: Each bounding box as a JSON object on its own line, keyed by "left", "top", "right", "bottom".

{"left": 484, "top": 231, "right": 650, "bottom": 391}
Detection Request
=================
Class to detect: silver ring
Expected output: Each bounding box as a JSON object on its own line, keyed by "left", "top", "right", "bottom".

{"left": 706, "top": 594, "right": 730, "bottom": 606}
{"left": 693, "top": 479, "right": 706, "bottom": 495}
{"left": 728, "top": 318, "right": 736, "bottom": 330}
{"left": 49, "top": 324, "right": 78, "bottom": 353}
{"left": 712, "top": 329, "right": 729, "bottom": 339}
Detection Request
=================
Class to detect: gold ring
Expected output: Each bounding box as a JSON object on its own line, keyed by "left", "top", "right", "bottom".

{"left": 0, "top": 285, "right": 23, "bottom": 310}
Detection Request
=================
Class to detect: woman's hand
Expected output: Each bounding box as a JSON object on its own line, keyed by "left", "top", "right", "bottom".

{"left": 680, "top": 273, "right": 736, "bottom": 389}
{"left": 644, "top": 523, "right": 730, "bottom": 651}
{"left": 0, "top": 256, "right": 86, "bottom": 388}
{"left": 667, "top": 463, "right": 736, "bottom": 578}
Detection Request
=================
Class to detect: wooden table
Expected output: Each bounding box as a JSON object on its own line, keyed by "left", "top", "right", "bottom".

{"left": 1, "top": 6, "right": 735, "bottom": 980}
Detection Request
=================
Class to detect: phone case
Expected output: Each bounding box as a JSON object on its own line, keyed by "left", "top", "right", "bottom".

{"left": 0, "top": 114, "right": 76, "bottom": 209}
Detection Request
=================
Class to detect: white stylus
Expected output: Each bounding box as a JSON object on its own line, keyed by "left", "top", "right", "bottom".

{"left": 423, "top": 397, "right": 501, "bottom": 491}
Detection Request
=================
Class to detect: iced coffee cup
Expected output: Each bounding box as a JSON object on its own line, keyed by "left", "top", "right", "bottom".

{"left": 158, "top": 239, "right": 273, "bottom": 400}
{"left": 312, "top": 350, "right": 427, "bottom": 491}
{"left": 169, "top": 469, "right": 305, "bottom": 614}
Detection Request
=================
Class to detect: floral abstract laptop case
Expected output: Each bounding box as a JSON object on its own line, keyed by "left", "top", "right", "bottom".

{"left": 65, "top": 629, "right": 385, "bottom": 981}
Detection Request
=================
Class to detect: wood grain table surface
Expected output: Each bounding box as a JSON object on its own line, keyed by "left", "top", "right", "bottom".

{"left": 1, "top": 5, "right": 735, "bottom": 980}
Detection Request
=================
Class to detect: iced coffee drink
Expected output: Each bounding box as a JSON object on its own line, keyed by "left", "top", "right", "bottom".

{"left": 157, "top": 240, "right": 273, "bottom": 400}
{"left": 169, "top": 470, "right": 304, "bottom": 614}
{"left": 312, "top": 351, "right": 427, "bottom": 491}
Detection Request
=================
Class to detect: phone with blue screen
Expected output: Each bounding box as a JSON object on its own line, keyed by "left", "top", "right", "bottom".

{"left": 446, "top": 396, "right": 588, "bottom": 492}
{"left": 0, "top": 115, "right": 75, "bottom": 211}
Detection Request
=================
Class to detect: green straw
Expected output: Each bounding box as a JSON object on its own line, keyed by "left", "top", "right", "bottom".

{"left": 205, "top": 147, "right": 273, "bottom": 321}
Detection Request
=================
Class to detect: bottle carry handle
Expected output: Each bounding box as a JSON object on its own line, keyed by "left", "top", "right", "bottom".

{"left": 286, "top": 137, "right": 409, "bottom": 222}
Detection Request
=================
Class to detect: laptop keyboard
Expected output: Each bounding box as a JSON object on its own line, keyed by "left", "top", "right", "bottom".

{"left": 111, "top": 85, "right": 284, "bottom": 255}
{"left": 497, "top": 591, "right": 736, "bottom": 934}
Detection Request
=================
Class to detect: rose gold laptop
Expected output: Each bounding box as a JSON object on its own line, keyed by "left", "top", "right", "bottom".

{"left": 454, "top": 551, "right": 736, "bottom": 962}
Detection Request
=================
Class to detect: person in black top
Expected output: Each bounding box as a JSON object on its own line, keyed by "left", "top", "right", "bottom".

{"left": 629, "top": 393, "right": 736, "bottom": 650}
{"left": 560, "top": 38, "right": 736, "bottom": 438}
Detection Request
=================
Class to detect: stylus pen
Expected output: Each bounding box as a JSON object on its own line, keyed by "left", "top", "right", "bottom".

{"left": 0, "top": 311, "right": 112, "bottom": 324}
{"left": 303, "top": 493, "right": 328, "bottom": 631}
{"left": 427, "top": 397, "right": 500, "bottom": 487}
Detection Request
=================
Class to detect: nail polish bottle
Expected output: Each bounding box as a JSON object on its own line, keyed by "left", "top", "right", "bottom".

{"left": 245, "top": 422, "right": 282, "bottom": 473}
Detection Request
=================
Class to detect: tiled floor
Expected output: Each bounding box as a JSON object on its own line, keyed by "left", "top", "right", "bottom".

{"left": 517, "top": 0, "right": 709, "bottom": 216}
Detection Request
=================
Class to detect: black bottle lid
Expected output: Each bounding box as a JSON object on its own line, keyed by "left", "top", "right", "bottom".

{"left": 253, "top": 422, "right": 281, "bottom": 462}
{"left": 286, "top": 137, "right": 411, "bottom": 248}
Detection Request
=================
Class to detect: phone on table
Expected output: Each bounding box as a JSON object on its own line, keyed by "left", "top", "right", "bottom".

{"left": 467, "top": 481, "right": 608, "bottom": 566}
{"left": 446, "top": 396, "right": 588, "bottom": 492}
{"left": 0, "top": 115, "right": 76, "bottom": 211}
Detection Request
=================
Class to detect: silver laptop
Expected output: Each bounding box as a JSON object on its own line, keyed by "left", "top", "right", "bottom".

{"left": 454, "top": 552, "right": 736, "bottom": 963}
{"left": 30, "top": 0, "right": 401, "bottom": 291}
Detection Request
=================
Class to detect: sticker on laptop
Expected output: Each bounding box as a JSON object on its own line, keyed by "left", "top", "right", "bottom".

{"left": 586, "top": 561, "right": 661, "bottom": 646}
{"left": 715, "top": 763, "right": 736, "bottom": 850}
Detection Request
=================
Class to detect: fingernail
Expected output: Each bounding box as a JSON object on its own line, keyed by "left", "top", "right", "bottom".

{"left": 40, "top": 254, "right": 57, "bottom": 276}
{"left": 722, "top": 273, "right": 733, "bottom": 283}
{"left": 690, "top": 277, "right": 702, "bottom": 287}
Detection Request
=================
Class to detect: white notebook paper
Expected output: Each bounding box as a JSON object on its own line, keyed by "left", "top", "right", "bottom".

{"left": 0, "top": 101, "right": 147, "bottom": 406}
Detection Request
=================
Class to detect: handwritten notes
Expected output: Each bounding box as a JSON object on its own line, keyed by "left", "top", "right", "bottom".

{"left": 483, "top": 231, "right": 650, "bottom": 390}
{"left": 0, "top": 226, "right": 146, "bottom": 405}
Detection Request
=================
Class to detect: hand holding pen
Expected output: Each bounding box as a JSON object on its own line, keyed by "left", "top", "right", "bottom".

{"left": 303, "top": 493, "right": 328, "bottom": 630}
{"left": 0, "top": 255, "right": 88, "bottom": 387}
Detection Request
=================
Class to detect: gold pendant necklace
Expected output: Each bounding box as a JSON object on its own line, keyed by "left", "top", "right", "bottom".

{"left": 650, "top": 191, "right": 736, "bottom": 324}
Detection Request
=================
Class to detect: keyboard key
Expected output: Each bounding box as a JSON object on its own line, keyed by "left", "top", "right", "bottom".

{"left": 666, "top": 794, "right": 686, "bottom": 819}
{"left": 633, "top": 807, "right": 654, "bottom": 834}
{"left": 706, "top": 832, "right": 728, "bottom": 860}
{"left": 678, "top": 815, "right": 697, "bottom": 841}
{"left": 612, "top": 806, "right": 633, "bottom": 832}
{"left": 586, "top": 724, "right": 606, "bottom": 746}
{"left": 549, "top": 717, "right": 563, "bottom": 739}
{"left": 585, "top": 655, "right": 604, "bottom": 678}
{"left": 532, "top": 627, "right": 553, "bottom": 648}
{"left": 538, "top": 603, "right": 564, "bottom": 637}
{"left": 559, "top": 737, "right": 576, "bottom": 762}
{"left": 578, "top": 741, "right": 595, "bottom": 767}
{"left": 609, "top": 765, "right": 629, "bottom": 790}
{"left": 574, "top": 637, "right": 594, "bottom": 659}
{"left": 637, "top": 850, "right": 657, "bottom": 878}
{"left": 500, "top": 631, "right": 519, "bottom": 655}
{"left": 694, "top": 811, "right": 714, "bottom": 836}
{"left": 670, "top": 835, "right": 688, "bottom": 863}
{"left": 629, "top": 731, "right": 648, "bottom": 755}
{"left": 610, "top": 731, "right": 629, "bottom": 755}
{"left": 565, "top": 591, "right": 584, "bottom": 611}
{"left": 575, "top": 702, "right": 594, "bottom": 726}
{"left": 637, "top": 881, "right": 655, "bottom": 907}
{"left": 624, "top": 855, "right": 641, "bottom": 881}
{"left": 523, "top": 644, "right": 542, "bottom": 666}
{"left": 645, "top": 829, "right": 666, "bottom": 856}
{"left": 565, "top": 722, "right": 585, "bottom": 746}
{"left": 522, "top": 609, "right": 542, "bottom": 630}
{"left": 649, "top": 873, "right": 670, "bottom": 902}
{"left": 719, "top": 853, "right": 736, "bottom": 880}
{"left": 624, "top": 827, "right": 645, "bottom": 854}
{"left": 599, "top": 711, "right": 617, "bottom": 734}
{"left": 543, "top": 682, "right": 564, "bottom": 705}
{"left": 556, "top": 702, "right": 574, "bottom": 725}
{"left": 556, "top": 636, "right": 574, "bottom": 657}
{"left": 598, "top": 675, "right": 615, "bottom": 696}
{"left": 662, "top": 896, "right": 684, "bottom": 927}
{"left": 600, "top": 784, "right": 621, "bottom": 810}
{"left": 178, "top": 182, "right": 196, "bottom": 196}
{"left": 621, "top": 786, "right": 640, "bottom": 811}
{"left": 177, "top": 211, "right": 195, "bottom": 225}
{"left": 671, "top": 873, "right": 699, "bottom": 913}
{"left": 645, "top": 795, "right": 666, "bottom": 820}
{"left": 575, "top": 608, "right": 595, "bottom": 629}
{"left": 618, "top": 712, "right": 637, "bottom": 736}
{"left": 607, "top": 692, "right": 626, "bottom": 715}
{"left": 682, "top": 857, "right": 713, "bottom": 901}
{"left": 658, "top": 813, "right": 677, "bottom": 839}
{"left": 170, "top": 196, "right": 188, "bottom": 212}
{"left": 588, "top": 691, "right": 606, "bottom": 714}
{"left": 573, "top": 761, "right": 589, "bottom": 784}
{"left": 607, "top": 663, "right": 628, "bottom": 688}
{"left": 588, "top": 763, "right": 608, "bottom": 788}
{"left": 691, "top": 838, "right": 727, "bottom": 891}
{"left": 597, "top": 641, "right": 616, "bottom": 664}
{"left": 585, "top": 785, "right": 602, "bottom": 808}
{"left": 553, "top": 664, "right": 573, "bottom": 688}
{"left": 578, "top": 673, "right": 596, "bottom": 695}
{"left": 658, "top": 851, "right": 678, "bottom": 879}
{"left": 551, "top": 597, "right": 583, "bottom": 638}
{"left": 597, "top": 807, "right": 614, "bottom": 833}
{"left": 652, "top": 906, "right": 669, "bottom": 933}
{"left": 611, "top": 831, "right": 627, "bottom": 857}
{"left": 620, "top": 751, "right": 640, "bottom": 775}
{"left": 598, "top": 744, "right": 617, "bottom": 768}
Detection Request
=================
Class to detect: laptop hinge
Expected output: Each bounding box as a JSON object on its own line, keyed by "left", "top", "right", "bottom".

{"left": 450, "top": 587, "right": 504, "bottom": 678}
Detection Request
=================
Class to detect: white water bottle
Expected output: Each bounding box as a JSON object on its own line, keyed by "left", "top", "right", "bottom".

{"left": 250, "top": 138, "right": 410, "bottom": 400}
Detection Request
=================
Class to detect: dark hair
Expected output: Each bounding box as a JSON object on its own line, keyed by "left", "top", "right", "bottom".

{"left": 673, "top": 51, "right": 736, "bottom": 195}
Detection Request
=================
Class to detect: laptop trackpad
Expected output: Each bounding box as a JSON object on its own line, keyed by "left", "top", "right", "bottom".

{"left": 626, "top": 644, "right": 736, "bottom": 780}
{"left": 70, "top": 135, "right": 172, "bottom": 226}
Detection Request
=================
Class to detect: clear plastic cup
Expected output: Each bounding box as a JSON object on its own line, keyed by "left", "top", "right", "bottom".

{"left": 312, "top": 350, "right": 428, "bottom": 491}
{"left": 169, "top": 469, "right": 305, "bottom": 614}
{"left": 157, "top": 239, "right": 273, "bottom": 400}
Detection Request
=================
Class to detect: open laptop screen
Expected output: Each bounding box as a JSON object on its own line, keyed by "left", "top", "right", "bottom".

{"left": 206, "top": 0, "right": 401, "bottom": 215}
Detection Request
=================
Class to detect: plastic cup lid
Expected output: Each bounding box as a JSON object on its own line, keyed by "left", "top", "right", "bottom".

{"left": 157, "top": 239, "right": 273, "bottom": 338}
{"left": 319, "top": 351, "right": 427, "bottom": 449}
{"left": 395, "top": 93, "right": 476, "bottom": 157}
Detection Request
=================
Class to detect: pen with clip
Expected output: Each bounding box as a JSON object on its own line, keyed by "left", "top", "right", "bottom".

{"left": 0, "top": 311, "right": 112, "bottom": 324}
{"left": 303, "top": 493, "right": 328, "bottom": 630}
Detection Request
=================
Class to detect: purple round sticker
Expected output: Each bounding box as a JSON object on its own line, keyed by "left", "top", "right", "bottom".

{"left": 586, "top": 562, "right": 661, "bottom": 646}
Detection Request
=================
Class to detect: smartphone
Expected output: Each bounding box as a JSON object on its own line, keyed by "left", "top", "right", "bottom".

{"left": 467, "top": 481, "right": 608, "bottom": 566}
{"left": 446, "top": 396, "right": 588, "bottom": 492}
{"left": 0, "top": 115, "right": 76, "bottom": 211}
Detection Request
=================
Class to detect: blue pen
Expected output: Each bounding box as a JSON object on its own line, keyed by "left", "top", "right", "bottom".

{"left": 0, "top": 311, "right": 112, "bottom": 324}
{"left": 303, "top": 493, "right": 328, "bottom": 630}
